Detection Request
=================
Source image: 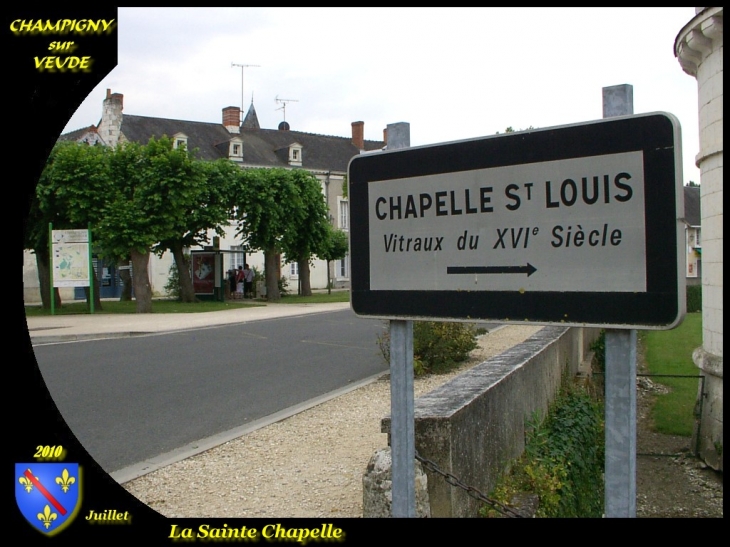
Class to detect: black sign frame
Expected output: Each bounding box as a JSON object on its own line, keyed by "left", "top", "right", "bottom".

{"left": 348, "top": 113, "right": 684, "bottom": 329}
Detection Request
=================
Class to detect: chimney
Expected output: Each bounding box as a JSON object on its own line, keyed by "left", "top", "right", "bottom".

{"left": 105, "top": 88, "right": 123, "bottom": 109}
{"left": 351, "top": 121, "right": 364, "bottom": 150}
{"left": 223, "top": 106, "right": 241, "bottom": 134}
{"left": 383, "top": 127, "right": 387, "bottom": 146}
{"left": 99, "top": 89, "right": 124, "bottom": 148}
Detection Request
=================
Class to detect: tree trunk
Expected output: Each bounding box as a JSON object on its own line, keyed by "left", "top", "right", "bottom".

{"left": 327, "top": 260, "right": 331, "bottom": 295}
{"left": 35, "top": 249, "right": 61, "bottom": 309}
{"left": 118, "top": 256, "right": 133, "bottom": 301}
{"left": 130, "top": 248, "right": 153, "bottom": 313}
{"left": 264, "top": 249, "right": 280, "bottom": 301}
{"left": 171, "top": 241, "right": 196, "bottom": 303}
{"left": 297, "top": 258, "right": 312, "bottom": 297}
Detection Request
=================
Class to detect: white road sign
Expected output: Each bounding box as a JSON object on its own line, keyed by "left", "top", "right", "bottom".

{"left": 348, "top": 113, "right": 684, "bottom": 328}
{"left": 368, "top": 151, "right": 646, "bottom": 292}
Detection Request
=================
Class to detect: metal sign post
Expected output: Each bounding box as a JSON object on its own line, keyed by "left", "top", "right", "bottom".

{"left": 389, "top": 319, "right": 415, "bottom": 517}
{"left": 602, "top": 85, "right": 637, "bottom": 518}
{"left": 384, "top": 123, "right": 416, "bottom": 517}
{"left": 604, "top": 329, "right": 637, "bottom": 517}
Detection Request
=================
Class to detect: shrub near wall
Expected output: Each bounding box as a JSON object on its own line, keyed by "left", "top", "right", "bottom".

{"left": 686, "top": 285, "right": 702, "bottom": 313}
{"left": 377, "top": 321, "right": 478, "bottom": 376}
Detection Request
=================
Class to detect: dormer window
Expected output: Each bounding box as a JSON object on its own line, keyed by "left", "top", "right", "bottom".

{"left": 229, "top": 137, "right": 243, "bottom": 162}
{"left": 288, "top": 143, "right": 303, "bottom": 167}
{"left": 173, "top": 132, "right": 188, "bottom": 150}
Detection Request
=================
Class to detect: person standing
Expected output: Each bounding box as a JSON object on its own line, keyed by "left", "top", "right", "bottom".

{"left": 243, "top": 264, "right": 254, "bottom": 299}
{"left": 235, "top": 265, "right": 245, "bottom": 298}
{"left": 228, "top": 268, "right": 237, "bottom": 299}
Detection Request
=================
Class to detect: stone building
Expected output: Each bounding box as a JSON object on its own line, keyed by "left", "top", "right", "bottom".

{"left": 23, "top": 90, "right": 386, "bottom": 302}
{"left": 674, "top": 6, "right": 723, "bottom": 471}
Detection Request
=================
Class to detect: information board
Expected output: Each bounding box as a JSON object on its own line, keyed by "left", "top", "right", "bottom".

{"left": 51, "top": 229, "right": 91, "bottom": 288}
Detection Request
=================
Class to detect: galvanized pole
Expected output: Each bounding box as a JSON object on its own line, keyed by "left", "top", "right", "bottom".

{"left": 386, "top": 122, "right": 415, "bottom": 517}
{"left": 604, "top": 329, "right": 637, "bottom": 516}
{"left": 49, "top": 223, "right": 55, "bottom": 316}
{"left": 390, "top": 319, "right": 415, "bottom": 517}
{"left": 602, "top": 84, "right": 637, "bottom": 517}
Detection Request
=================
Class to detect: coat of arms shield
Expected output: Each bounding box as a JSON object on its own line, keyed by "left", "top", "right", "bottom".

{"left": 15, "top": 463, "right": 82, "bottom": 535}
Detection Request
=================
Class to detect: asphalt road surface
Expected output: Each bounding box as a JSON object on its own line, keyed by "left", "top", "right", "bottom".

{"left": 32, "top": 308, "right": 387, "bottom": 474}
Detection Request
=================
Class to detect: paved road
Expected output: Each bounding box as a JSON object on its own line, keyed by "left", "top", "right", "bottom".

{"left": 32, "top": 308, "right": 386, "bottom": 474}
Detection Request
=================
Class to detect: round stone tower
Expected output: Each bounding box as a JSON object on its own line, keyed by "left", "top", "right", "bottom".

{"left": 674, "top": 7, "right": 723, "bottom": 471}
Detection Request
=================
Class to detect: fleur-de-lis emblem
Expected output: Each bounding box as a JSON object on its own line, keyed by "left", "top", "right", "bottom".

{"left": 37, "top": 505, "right": 58, "bottom": 529}
{"left": 55, "top": 469, "right": 76, "bottom": 493}
{"left": 19, "top": 475, "right": 35, "bottom": 493}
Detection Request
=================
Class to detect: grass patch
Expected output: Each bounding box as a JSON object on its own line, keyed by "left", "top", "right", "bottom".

{"left": 277, "top": 291, "right": 350, "bottom": 304}
{"left": 640, "top": 312, "right": 702, "bottom": 436}
{"left": 24, "top": 299, "right": 264, "bottom": 316}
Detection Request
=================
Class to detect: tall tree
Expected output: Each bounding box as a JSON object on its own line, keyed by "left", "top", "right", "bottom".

{"left": 319, "top": 224, "right": 349, "bottom": 294}
{"left": 29, "top": 141, "right": 112, "bottom": 310}
{"left": 281, "top": 170, "right": 331, "bottom": 297}
{"left": 153, "top": 157, "right": 237, "bottom": 302}
{"left": 24, "top": 185, "right": 60, "bottom": 310}
{"left": 234, "top": 168, "right": 306, "bottom": 301}
{"left": 100, "top": 136, "right": 203, "bottom": 312}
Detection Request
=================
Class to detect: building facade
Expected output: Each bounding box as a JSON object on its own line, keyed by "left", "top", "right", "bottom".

{"left": 23, "top": 90, "right": 385, "bottom": 302}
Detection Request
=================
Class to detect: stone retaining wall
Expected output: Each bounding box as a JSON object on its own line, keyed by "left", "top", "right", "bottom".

{"left": 380, "top": 326, "right": 600, "bottom": 517}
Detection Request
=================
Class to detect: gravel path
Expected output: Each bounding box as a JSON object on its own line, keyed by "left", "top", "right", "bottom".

{"left": 122, "top": 325, "right": 543, "bottom": 518}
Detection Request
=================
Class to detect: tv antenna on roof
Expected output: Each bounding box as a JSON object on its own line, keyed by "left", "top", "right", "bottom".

{"left": 275, "top": 95, "right": 298, "bottom": 122}
{"left": 231, "top": 63, "right": 260, "bottom": 122}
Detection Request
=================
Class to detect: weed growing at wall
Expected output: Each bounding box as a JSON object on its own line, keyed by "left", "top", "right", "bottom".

{"left": 590, "top": 330, "right": 606, "bottom": 375}
{"left": 482, "top": 381, "right": 605, "bottom": 518}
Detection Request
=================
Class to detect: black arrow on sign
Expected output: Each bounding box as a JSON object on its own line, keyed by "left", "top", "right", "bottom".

{"left": 447, "top": 264, "right": 537, "bottom": 277}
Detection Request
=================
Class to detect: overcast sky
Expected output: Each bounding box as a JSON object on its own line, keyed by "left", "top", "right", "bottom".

{"left": 62, "top": 7, "right": 702, "bottom": 184}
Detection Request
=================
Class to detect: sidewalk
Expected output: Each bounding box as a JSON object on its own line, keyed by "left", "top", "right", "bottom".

{"left": 25, "top": 301, "right": 352, "bottom": 344}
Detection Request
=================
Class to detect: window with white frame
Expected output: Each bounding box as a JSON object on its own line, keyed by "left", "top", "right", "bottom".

{"left": 290, "top": 262, "right": 299, "bottom": 277}
{"left": 229, "top": 138, "right": 243, "bottom": 161}
{"left": 173, "top": 132, "right": 188, "bottom": 150}
{"left": 338, "top": 198, "right": 349, "bottom": 230}
{"left": 230, "top": 245, "right": 244, "bottom": 270}
{"left": 337, "top": 254, "right": 349, "bottom": 279}
{"left": 288, "top": 143, "right": 302, "bottom": 166}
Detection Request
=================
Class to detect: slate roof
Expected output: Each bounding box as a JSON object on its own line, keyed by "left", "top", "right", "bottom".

{"left": 120, "top": 115, "right": 234, "bottom": 162}
{"left": 58, "top": 125, "right": 98, "bottom": 142}
{"left": 239, "top": 127, "right": 382, "bottom": 171}
{"left": 242, "top": 102, "right": 260, "bottom": 130}
{"left": 117, "top": 110, "right": 385, "bottom": 172}
{"left": 684, "top": 185, "right": 701, "bottom": 226}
